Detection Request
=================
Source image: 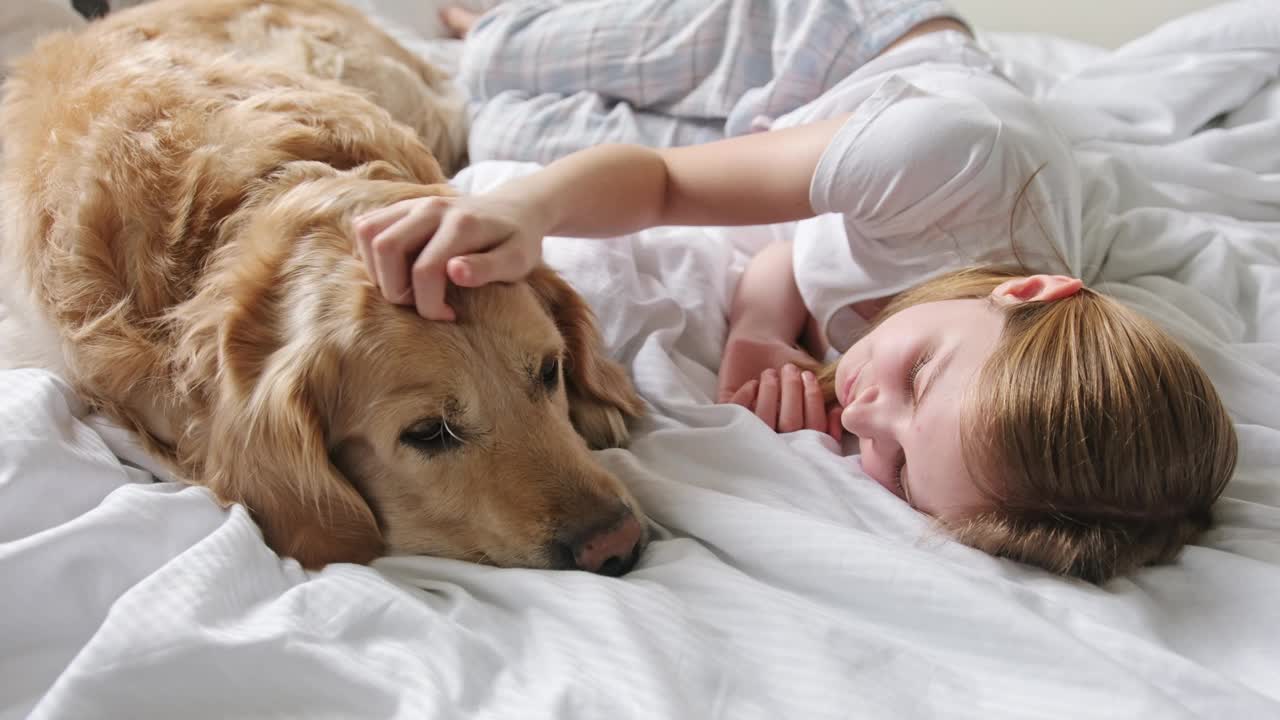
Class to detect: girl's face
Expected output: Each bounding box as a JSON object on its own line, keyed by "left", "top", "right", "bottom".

{"left": 833, "top": 298, "right": 1004, "bottom": 518}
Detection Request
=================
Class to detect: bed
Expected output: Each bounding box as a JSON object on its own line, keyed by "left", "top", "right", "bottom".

{"left": 2, "top": 1, "right": 1279, "bottom": 718}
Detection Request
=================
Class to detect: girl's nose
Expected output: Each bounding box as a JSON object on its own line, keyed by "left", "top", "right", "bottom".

{"left": 840, "top": 383, "right": 894, "bottom": 439}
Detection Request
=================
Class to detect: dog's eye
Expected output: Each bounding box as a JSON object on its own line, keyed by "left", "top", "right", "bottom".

{"left": 540, "top": 356, "right": 560, "bottom": 391}
{"left": 399, "top": 419, "right": 463, "bottom": 456}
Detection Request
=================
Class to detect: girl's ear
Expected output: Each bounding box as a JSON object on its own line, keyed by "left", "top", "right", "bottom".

{"left": 992, "top": 274, "right": 1084, "bottom": 306}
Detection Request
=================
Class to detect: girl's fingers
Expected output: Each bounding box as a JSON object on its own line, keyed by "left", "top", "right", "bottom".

{"left": 802, "top": 370, "right": 826, "bottom": 432}
{"left": 353, "top": 201, "right": 413, "bottom": 248}
{"left": 717, "top": 381, "right": 736, "bottom": 405}
{"left": 827, "top": 405, "right": 844, "bottom": 444}
{"left": 446, "top": 237, "right": 534, "bottom": 287}
{"left": 370, "top": 199, "right": 451, "bottom": 305}
{"left": 353, "top": 201, "right": 414, "bottom": 285}
{"left": 776, "top": 364, "right": 803, "bottom": 433}
{"left": 410, "top": 208, "right": 498, "bottom": 321}
{"left": 356, "top": 195, "right": 536, "bottom": 320}
{"left": 754, "top": 369, "right": 780, "bottom": 429}
{"left": 729, "top": 379, "right": 759, "bottom": 410}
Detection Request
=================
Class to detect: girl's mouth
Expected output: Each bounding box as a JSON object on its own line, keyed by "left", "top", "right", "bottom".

{"left": 840, "top": 363, "right": 865, "bottom": 407}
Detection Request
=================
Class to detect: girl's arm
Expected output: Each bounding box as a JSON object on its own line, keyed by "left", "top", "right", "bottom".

{"left": 717, "top": 241, "right": 822, "bottom": 403}
{"left": 510, "top": 115, "right": 843, "bottom": 235}
{"left": 726, "top": 241, "right": 808, "bottom": 347}
{"left": 726, "top": 241, "right": 834, "bottom": 361}
{"left": 353, "top": 114, "right": 851, "bottom": 320}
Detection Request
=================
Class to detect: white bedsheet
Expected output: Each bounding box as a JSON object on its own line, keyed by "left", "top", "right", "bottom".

{"left": 3, "top": 2, "right": 1280, "bottom": 718}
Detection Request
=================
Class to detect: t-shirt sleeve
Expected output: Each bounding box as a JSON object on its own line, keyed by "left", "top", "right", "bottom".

{"left": 794, "top": 70, "right": 1086, "bottom": 351}
{"left": 809, "top": 74, "right": 1005, "bottom": 238}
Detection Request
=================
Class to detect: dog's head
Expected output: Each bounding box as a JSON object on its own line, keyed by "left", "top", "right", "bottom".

{"left": 180, "top": 169, "right": 648, "bottom": 574}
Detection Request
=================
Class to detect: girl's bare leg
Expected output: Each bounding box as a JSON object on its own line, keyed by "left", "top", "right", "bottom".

{"left": 439, "top": 7, "right": 480, "bottom": 39}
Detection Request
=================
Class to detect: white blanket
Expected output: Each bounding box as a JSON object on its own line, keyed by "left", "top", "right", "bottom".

{"left": 3, "top": 2, "right": 1280, "bottom": 718}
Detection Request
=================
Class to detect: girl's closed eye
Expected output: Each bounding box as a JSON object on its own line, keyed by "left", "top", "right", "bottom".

{"left": 893, "top": 452, "right": 909, "bottom": 499}
{"left": 893, "top": 354, "right": 929, "bottom": 499}
{"left": 903, "top": 353, "right": 928, "bottom": 405}
{"left": 894, "top": 461, "right": 914, "bottom": 505}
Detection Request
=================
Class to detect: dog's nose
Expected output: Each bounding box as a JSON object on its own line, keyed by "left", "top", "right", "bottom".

{"left": 569, "top": 510, "right": 643, "bottom": 576}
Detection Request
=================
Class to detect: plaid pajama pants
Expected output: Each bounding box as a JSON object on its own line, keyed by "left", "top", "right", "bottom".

{"left": 458, "top": 0, "right": 957, "bottom": 163}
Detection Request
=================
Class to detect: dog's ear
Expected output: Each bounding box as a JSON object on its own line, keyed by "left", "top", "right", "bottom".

{"left": 205, "top": 337, "right": 384, "bottom": 568}
{"left": 526, "top": 266, "right": 645, "bottom": 449}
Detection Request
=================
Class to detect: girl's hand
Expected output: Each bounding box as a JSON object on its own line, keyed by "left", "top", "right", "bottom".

{"left": 729, "top": 363, "right": 843, "bottom": 441}
{"left": 718, "top": 331, "right": 819, "bottom": 403}
{"left": 353, "top": 193, "right": 549, "bottom": 321}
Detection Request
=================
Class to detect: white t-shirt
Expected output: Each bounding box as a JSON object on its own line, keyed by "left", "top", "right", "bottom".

{"left": 772, "top": 31, "right": 1086, "bottom": 352}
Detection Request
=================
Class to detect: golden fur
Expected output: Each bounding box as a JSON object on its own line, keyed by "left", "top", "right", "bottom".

{"left": 1, "top": 0, "right": 648, "bottom": 570}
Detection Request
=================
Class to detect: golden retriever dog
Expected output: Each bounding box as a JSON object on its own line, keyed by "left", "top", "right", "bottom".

{"left": 1, "top": 0, "right": 650, "bottom": 575}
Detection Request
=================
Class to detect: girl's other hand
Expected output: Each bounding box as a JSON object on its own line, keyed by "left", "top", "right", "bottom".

{"left": 729, "top": 363, "right": 842, "bottom": 441}
{"left": 718, "top": 331, "right": 819, "bottom": 403}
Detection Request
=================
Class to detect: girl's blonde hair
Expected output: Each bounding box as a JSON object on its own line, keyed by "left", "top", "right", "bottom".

{"left": 820, "top": 266, "right": 1237, "bottom": 583}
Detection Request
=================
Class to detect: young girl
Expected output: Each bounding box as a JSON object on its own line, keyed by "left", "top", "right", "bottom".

{"left": 351, "top": 0, "right": 1237, "bottom": 583}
